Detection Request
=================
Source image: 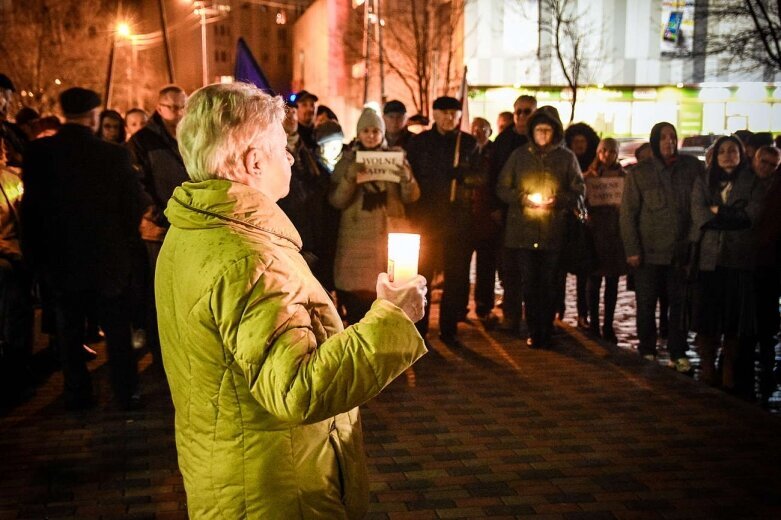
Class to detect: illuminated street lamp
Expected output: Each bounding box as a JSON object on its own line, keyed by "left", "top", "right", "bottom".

{"left": 117, "top": 22, "right": 131, "bottom": 38}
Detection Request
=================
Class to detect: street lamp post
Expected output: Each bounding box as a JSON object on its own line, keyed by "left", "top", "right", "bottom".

{"left": 105, "top": 22, "right": 131, "bottom": 109}
{"left": 194, "top": 1, "right": 209, "bottom": 87}
{"left": 193, "top": 1, "right": 231, "bottom": 87}
{"left": 131, "top": 35, "right": 139, "bottom": 107}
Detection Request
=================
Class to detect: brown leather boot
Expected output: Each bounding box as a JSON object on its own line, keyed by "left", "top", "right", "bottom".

{"left": 697, "top": 335, "right": 718, "bottom": 386}
{"left": 721, "top": 338, "right": 739, "bottom": 391}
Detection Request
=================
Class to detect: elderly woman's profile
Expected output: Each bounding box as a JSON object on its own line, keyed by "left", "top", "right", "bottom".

{"left": 155, "top": 82, "right": 428, "bottom": 518}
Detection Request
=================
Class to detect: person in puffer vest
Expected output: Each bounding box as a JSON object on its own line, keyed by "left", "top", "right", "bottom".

{"left": 156, "top": 83, "right": 428, "bottom": 519}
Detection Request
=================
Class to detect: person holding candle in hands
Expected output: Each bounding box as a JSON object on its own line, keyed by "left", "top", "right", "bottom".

{"left": 497, "top": 106, "right": 585, "bottom": 348}
{"left": 155, "top": 84, "right": 427, "bottom": 519}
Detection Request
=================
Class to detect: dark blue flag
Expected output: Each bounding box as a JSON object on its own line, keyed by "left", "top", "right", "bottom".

{"left": 234, "top": 37, "right": 274, "bottom": 94}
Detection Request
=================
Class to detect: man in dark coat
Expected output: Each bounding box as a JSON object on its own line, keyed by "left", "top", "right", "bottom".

{"left": 491, "top": 95, "right": 537, "bottom": 187}
{"left": 21, "top": 87, "right": 145, "bottom": 410}
{"left": 406, "top": 96, "right": 478, "bottom": 344}
{"left": 470, "top": 117, "right": 501, "bottom": 323}
{"left": 128, "top": 84, "right": 188, "bottom": 364}
{"left": 752, "top": 145, "right": 781, "bottom": 403}
{"left": 491, "top": 95, "right": 537, "bottom": 330}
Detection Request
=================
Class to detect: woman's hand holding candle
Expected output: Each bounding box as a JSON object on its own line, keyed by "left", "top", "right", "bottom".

{"left": 376, "top": 273, "right": 428, "bottom": 323}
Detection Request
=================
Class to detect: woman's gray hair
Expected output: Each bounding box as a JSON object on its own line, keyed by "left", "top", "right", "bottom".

{"left": 177, "top": 82, "right": 286, "bottom": 182}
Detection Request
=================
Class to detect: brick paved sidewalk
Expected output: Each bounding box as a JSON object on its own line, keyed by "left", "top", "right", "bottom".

{"left": 1, "top": 300, "right": 780, "bottom": 519}
{"left": 363, "top": 319, "right": 781, "bottom": 519}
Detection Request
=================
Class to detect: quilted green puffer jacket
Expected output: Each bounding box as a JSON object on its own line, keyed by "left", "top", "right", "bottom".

{"left": 155, "top": 179, "right": 427, "bottom": 519}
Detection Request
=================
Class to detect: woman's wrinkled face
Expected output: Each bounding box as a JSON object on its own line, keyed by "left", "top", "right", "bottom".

{"left": 433, "top": 109, "right": 460, "bottom": 133}
{"left": 252, "top": 123, "right": 294, "bottom": 201}
{"left": 358, "top": 126, "right": 383, "bottom": 149}
{"left": 717, "top": 140, "right": 741, "bottom": 173}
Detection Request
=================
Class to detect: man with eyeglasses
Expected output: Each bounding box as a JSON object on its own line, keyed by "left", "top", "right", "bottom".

{"left": 493, "top": 95, "right": 537, "bottom": 178}
{"left": 492, "top": 95, "right": 537, "bottom": 332}
{"left": 128, "top": 84, "right": 189, "bottom": 366}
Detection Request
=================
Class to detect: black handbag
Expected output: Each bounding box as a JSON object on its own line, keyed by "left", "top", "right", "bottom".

{"left": 561, "top": 197, "right": 597, "bottom": 275}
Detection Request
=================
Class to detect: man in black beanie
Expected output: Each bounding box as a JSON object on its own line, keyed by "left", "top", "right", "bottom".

{"left": 21, "top": 87, "right": 146, "bottom": 410}
{"left": 406, "top": 96, "right": 478, "bottom": 345}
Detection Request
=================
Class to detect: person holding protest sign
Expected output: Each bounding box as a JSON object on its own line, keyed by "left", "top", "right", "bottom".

{"left": 583, "top": 138, "right": 627, "bottom": 343}
{"left": 330, "top": 108, "right": 420, "bottom": 324}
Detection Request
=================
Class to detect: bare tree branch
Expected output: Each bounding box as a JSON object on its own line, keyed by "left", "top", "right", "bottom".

{"left": 544, "top": 0, "right": 592, "bottom": 123}
{"left": 704, "top": 0, "right": 781, "bottom": 73}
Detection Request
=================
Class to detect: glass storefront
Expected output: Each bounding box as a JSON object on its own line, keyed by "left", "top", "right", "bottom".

{"left": 469, "top": 84, "right": 781, "bottom": 138}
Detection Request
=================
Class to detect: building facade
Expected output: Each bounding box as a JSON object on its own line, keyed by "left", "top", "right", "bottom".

{"left": 465, "top": 0, "right": 781, "bottom": 137}
{"left": 112, "top": 0, "right": 310, "bottom": 111}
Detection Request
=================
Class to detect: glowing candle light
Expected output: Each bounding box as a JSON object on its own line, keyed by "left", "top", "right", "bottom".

{"left": 528, "top": 192, "right": 544, "bottom": 205}
{"left": 387, "top": 233, "right": 420, "bottom": 285}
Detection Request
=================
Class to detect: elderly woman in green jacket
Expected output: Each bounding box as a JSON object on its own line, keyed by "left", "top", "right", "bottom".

{"left": 155, "top": 83, "right": 428, "bottom": 519}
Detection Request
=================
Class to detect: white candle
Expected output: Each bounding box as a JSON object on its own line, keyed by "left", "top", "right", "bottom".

{"left": 387, "top": 233, "right": 420, "bottom": 285}
{"left": 528, "top": 192, "right": 544, "bottom": 205}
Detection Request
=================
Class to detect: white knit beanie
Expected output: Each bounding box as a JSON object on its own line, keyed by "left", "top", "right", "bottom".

{"left": 356, "top": 107, "right": 385, "bottom": 134}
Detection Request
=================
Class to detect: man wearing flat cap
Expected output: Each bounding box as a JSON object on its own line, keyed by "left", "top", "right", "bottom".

{"left": 383, "top": 100, "right": 413, "bottom": 149}
{"left": 406, "top": 96, "right": 479, "bottom": 346}
{"left": 21, "top": 87, "right": 146, "bottom": 410}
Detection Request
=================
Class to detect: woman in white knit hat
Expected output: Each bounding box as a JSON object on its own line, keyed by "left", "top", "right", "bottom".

{"left": 330, "top": 107, "right": 421, "bottom": 323}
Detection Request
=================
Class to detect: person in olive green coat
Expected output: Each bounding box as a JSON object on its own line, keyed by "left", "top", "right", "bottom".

{"left": 155, "top": 83, "right": 428, "bottom": 519}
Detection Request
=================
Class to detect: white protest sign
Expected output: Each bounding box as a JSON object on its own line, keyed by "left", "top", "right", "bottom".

{"left": 586, "top": 177, "right": 624, "bottom": 207}
{"left": 356, "top": 151, "right": 404, "bottom": 184}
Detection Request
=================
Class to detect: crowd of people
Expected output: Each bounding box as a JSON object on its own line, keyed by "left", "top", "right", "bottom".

{"left": 2, "top": 71, "right": 781, "bottom": 412}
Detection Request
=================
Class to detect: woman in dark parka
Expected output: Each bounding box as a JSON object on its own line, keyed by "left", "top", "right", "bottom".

{"left": 690, "top": 135, "right": 763, "bottom": 393}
